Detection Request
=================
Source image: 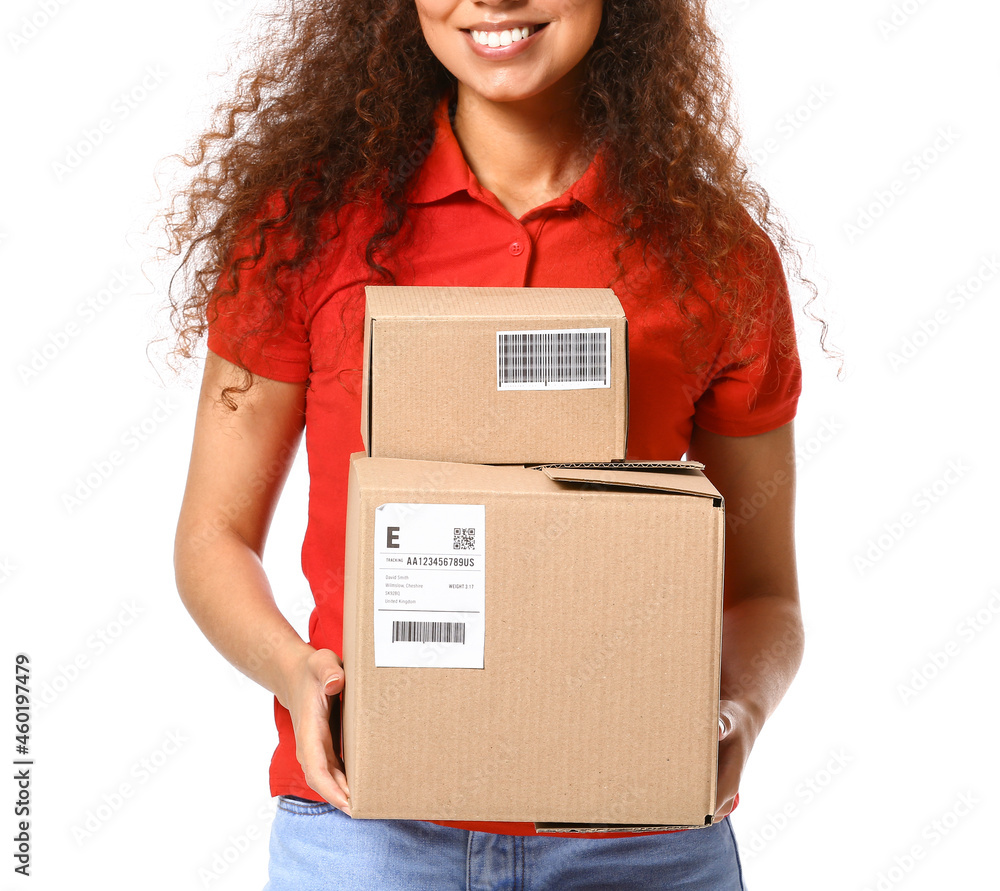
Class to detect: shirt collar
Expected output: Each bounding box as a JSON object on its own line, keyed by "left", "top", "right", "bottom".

{"left": 406, "top": 97, "right": 618, "bottom": 226}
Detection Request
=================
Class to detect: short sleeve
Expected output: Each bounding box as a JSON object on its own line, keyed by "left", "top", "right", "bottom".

{"left": 692, "top": 233, "right": 802, "bottom": 436}
{"left": 207, "top": 221, "right": 312, "bottom": 384}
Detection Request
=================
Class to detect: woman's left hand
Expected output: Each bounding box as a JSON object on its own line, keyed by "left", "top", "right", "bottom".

{"left": 715, "top": 698, "right": 763, "bottom": 820}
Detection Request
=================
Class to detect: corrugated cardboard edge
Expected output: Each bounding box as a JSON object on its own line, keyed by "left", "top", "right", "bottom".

{"left": 533, "top": 460, "right": 705, "bottom": 470}
{"left": 360, "top": 305, "right": 374, "bottom": 454}
{"left": 341, "top": 454, "right": 364, "bottom": 806}
{"left": 534, "top": 819, "right": 713, "bottom": 833}
{"left": 535, "top": 462, "right": 722, "bottom": 503}
{"left": 620, "top": 317, "right": 630, "bottom": 458}
{"left": 707, "top": 499, "right": 725, "bottom": 820}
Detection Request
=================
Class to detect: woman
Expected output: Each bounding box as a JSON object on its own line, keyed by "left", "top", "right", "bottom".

{"left": 169, "top": 1, "right": 810, "bottom": 887}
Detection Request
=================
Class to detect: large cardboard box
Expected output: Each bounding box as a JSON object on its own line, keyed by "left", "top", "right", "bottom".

{"left": 361, "top": 286, "right": 628, "bottom": 464}
{"left": 342, "top": 453, "right": 725, "bottom": 831}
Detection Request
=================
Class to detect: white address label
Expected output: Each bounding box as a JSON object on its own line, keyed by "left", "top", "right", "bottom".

{"left": 373, "top": 503, "right": 485, "bottom": 669}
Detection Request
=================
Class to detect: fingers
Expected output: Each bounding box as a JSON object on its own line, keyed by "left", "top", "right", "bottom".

{"left": 715, "top": 699, "right": 744, "bottom": 819}
{"left": 718, "top": 711, "right": 733, "bottom": 740}
{"left": 714, "top": 795, "right": 736, "bottom": 821}
{"left": 292, "top": 649, "right": 352, "bottom": 815}
{"left": 718, "top": 698, "right": 739, "bottom": 740}
{"left": 297, "top": 698, "right": 352, "bottom": 815}
{"left": 714, "top": 750, "right": 741, "bottom": 820}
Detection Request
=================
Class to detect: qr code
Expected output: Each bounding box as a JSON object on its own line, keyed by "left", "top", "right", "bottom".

{"left": 453, "top": 527, "right": 476, "bottom": 550}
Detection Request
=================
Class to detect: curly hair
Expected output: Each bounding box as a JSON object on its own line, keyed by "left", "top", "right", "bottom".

{"left": 160, "top": 0, "right": 832, "bottom": 405}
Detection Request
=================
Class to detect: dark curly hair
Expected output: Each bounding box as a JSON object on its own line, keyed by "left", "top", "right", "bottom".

{"left": 160, "top": 0, "right": 833, "bottom": 406}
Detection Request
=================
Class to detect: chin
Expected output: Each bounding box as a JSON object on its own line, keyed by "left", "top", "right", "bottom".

{"left": 460, "top": 74, "right": 568, "bottom": 107}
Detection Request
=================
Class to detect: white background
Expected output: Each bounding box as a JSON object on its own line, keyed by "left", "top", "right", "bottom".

{"left": 1, "top": 0, "right": 997, "bottom": 888}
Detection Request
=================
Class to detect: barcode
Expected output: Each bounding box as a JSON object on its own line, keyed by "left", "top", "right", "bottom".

{"left": 453, "top": 527, "right": 476, "bottom": 550}
{"left": 497, "top": 328, "right": 610, "bottom": 389}
{"left": 392, "top": 621, "right": 466, "bottom": 644}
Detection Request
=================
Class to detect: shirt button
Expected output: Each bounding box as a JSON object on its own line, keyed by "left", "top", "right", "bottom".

{"left": 509, "top": 241, "right": 524, "bottom": 256}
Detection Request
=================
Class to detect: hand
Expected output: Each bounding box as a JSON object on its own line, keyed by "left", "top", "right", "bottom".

{"left": 282, "top": 647, "right": 352, "bottom": 815}
{"left": 715, "top": 698, "right": 762, "bottom": 820}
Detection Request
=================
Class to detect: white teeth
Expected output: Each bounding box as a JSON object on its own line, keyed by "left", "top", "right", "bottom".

{"left": 470, "top": 25, "right": 535, "bottom": 47}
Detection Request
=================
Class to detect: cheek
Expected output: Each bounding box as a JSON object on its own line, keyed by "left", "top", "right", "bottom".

{"left": 413, "top": 2, "right": 449, "bottom": 44}
{"left": 553, "top": 0, "right": 604, "bottom": 25}
{"left": 553, "top": 0, "right": 604, "bottom": 52}
{"left": 413, "top": 3, "right": 455, "bottom": 67}
{"left": 582, "top": 0, "right": 604, "bottom": 41}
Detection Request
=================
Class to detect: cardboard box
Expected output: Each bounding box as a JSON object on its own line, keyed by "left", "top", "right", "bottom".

{"left": 361, "top": 286, "right": 628, "bottom": 464}
{"left": 342, "top": 453, "right": 725, "bottom": 831}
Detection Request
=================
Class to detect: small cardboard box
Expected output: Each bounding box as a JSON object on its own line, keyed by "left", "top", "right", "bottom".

{"left": 342, "top": 453, "right": 725, "bottom": 831}
{"left": 361, "top": 286, "right": 628, "bottom": 464}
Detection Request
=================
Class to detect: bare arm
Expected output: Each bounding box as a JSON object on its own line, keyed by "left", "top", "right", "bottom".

{"left": 174, "top": 351, "right": 351, "bottom": 812}
{"left": 687, "top": 420, "right": 804, "bottom": 819}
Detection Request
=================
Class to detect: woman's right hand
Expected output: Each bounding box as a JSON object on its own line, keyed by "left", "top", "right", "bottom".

{"left": 281, "top": 646, "right": 352, "bottom": 815}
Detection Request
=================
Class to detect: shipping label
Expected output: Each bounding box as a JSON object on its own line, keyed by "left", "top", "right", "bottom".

{"left": 373, "top": 503, "right": 486, "bottom": 668}
{"left": 497, "top": 327, "right": 611, "bottom": 390}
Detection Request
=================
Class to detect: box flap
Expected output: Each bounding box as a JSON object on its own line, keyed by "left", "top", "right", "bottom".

{"left": 534, "top": 462, "right": 722, "bottom": 502}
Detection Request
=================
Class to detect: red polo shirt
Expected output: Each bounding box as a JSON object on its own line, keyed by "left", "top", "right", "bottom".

{"left": 208, "top": 100, "right": 801, "bottom": 837}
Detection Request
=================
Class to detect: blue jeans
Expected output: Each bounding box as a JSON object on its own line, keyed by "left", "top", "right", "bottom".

{"left": 265, "top": 796, "right": 747, "bottom": 890}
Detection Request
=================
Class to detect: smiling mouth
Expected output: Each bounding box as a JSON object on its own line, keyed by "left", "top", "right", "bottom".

{"left": 466, "top": 23, "right": 548, "bottom": 48}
